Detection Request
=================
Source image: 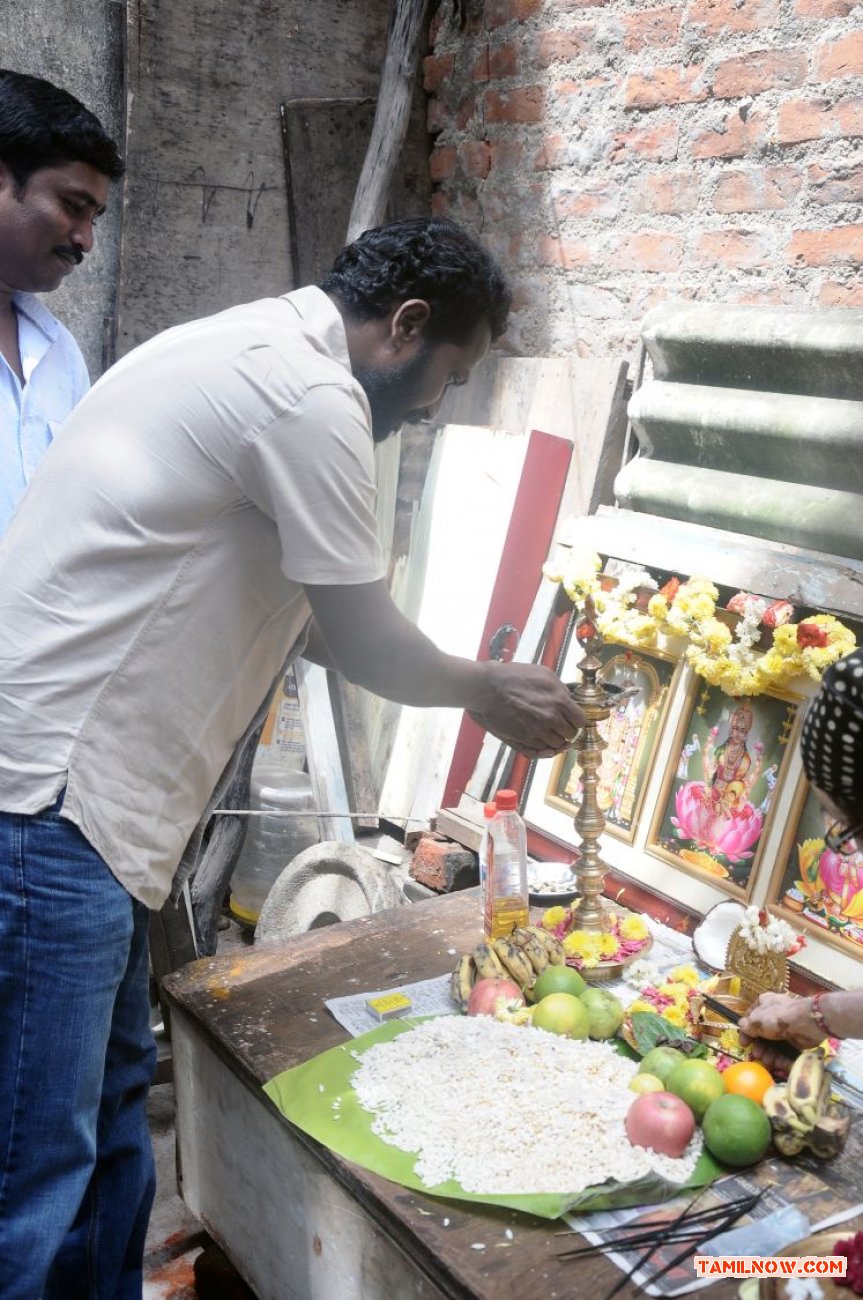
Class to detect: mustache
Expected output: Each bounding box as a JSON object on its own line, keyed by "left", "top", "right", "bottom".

{"left": 55, "top": 246, "right": 84, "bottom": 265}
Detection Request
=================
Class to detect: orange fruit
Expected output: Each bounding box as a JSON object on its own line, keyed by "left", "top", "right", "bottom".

{"left": 721, "top": 1060, "right": 774, "bottom": 1105}
{"left": 665, "top": 1058, "right": 726, "bottom": 1121}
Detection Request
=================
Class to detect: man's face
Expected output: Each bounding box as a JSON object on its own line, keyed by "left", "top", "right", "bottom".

{"left": 355, "top": 317, "right": 491, "bottom": 443}
{"left": 0, "top": 159, "right": 109, "bottom": 295}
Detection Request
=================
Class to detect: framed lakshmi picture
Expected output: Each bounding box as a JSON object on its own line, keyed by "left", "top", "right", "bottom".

{"left": 521, "top": 639, "right": 680, "bottom": 852}
{"left": 770, "top": 779, "right": 863, "bottom": 960}
{"left": 646, "top": 683, "right": 802, "bottom": 897}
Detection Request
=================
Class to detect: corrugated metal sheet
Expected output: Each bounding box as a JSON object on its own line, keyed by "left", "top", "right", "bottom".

{"left": 615, "top": 303, "right": 863, "bottom": 560}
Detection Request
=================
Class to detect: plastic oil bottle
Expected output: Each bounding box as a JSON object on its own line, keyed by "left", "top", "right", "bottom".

{"left": 482, "top": 788, "right": 529, "bottom": 940}
{"left": 478, "top": 800, "right": 497, "bottom": 926}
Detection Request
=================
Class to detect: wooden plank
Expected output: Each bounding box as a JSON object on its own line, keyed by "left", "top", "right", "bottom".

{"left": 583, "top": 508, "right": 863, "bottom": 617}
{"left": 162, "top": 890, "right": 745, "bottom": 1300}
{"left": 441, "top": 429, "right": 573, "bottom": 807}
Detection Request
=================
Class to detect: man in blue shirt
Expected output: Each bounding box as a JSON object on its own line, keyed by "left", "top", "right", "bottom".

{"left": 0, "top": 69, "right": 124, "bottom": 533}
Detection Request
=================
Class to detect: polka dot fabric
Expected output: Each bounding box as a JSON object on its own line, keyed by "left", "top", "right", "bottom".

{"left": 800, "top": 647, "right": 863, "bottom": 805}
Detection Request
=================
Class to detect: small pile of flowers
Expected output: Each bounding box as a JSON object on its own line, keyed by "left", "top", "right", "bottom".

{"left": 540, "top": 904, "right": 651, "bottom": 969}
{"left": 625, "top": 964, "right": 704, "bottom": 1035}
{"left": 542, "top": 549, "right": 857, "bottom": 697}
{"left": 836, "top": 1231, "right": 863, "bottom": 1294}
{"left": 739, "top": 906, "right": 806, "bottom": 956}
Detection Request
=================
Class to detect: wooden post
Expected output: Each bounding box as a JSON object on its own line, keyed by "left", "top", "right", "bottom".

{"left": 346, "top": 0, "right": 433, "bottom": 241}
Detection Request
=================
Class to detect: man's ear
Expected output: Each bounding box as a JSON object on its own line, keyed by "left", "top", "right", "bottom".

{"left": 390, "top": 298, "right": 432, "bottom": 352}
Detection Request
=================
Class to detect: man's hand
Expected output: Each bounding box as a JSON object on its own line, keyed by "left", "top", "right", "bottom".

{"left": 303, "top": 579, "right": 583, "bottom": 754}
{"left": 468, "top": 661, "right": 584, "bottom": 757}
{"left": 738, "top": 992, "right": 824, "bottom": 1076}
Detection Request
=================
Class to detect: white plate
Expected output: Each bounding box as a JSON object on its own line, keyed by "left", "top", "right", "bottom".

{"left": 527, "top": 861, "right": 580, "bottom": 904}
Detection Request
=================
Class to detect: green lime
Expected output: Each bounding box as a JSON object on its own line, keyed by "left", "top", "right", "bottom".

{"left": 702, "top": 1094, "right": 771, "bottom": 1167}
{"left": 666, "top": 1059, "right": 726, "bottom": 1122}
{"left": 579, "top": 987, "right": 624, "bottom": 1040}
{"left": 530, "top": 965, "right": 587, "bottom": 1003}
{"left": 532, "top": 992, "right": 590, "bottom": 1039}
{"left": 639, "top": 1045, "right": 687, "bottom": 1086}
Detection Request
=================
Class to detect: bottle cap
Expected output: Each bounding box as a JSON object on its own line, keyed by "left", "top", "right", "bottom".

{"left": 495, "top": 788, "right": 517, "bottom": 810}
{"left": 483, "top": 802, "right": 496, "bottom": 819}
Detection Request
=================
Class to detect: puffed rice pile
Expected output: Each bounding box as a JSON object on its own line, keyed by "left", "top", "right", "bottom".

{"left": 352, "top": 1015, "right": 702, "bottom": 1195}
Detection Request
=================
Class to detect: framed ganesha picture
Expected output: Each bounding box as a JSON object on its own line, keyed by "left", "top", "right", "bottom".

{"left": 770, "top": 779, "right": 863, "bottom": 960}
{"left": 646, "top": 682, "right": 802, "bottom": 897}
{"left": 521, "top": 639, "right": 680, "bottom": 851}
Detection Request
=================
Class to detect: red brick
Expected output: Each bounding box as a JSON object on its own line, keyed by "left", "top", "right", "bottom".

{"left": 536, "top": 26, "right": 596, "bottom": 65}
{"left": 551, "top": 76, "right": 612, "bottom": 100}
{"left": 713, "top": 165, "right": 803, "bottom": 212}
{"left": 484, "top": 85, "right": 544, "bottom": 124}
{"left": 631, "top": 170, "right": 701, "bottom": 213}
{"left": 687, "top": 0, "right": 779, "bottom": 33}
{"left": 456, "top": 93, "right": 478, "bottom": 130}
{"left": 409, "top": 836, "right": 477, "bottom": 892}
{"left": 795, "top": 0, "right": 859, "bottom": 14}
{"left": 430, "top": 190, "right": 450, "bottom": 218}
{"left": 816, "top": 31, "right": 863, "bottom": 81}
{"left": 537, "top": 234, "right": 595, "bottom": 269}
{"left": 787, "top": 225, "right": 863, "bottom": 267}
{"left": 533, "top": 134, "right": 568, "bottom": 169}
{"left": 819, "top": 278, "right": 863, "bottom": 305}
{"left": 809, "top": 161, "right": 863, "bottom": 204}
{"left": 553, "top": 179, "right": 621, "bottom": 221}
{"left": 613, "top": 232, "right": 684, "bottom": 271}
{"left": 609, "top": 121, "right": 680, "bottom": 162}
{"left": 430, "top": 145, "right": 457, "bottom": 181}
{"left": 485, "top": 0, "right": 542, "bottom": 26}
{"left": 459, "top": 140, "right": 492, "bottom": 179}
{"left": 555, "top": 0, "right": 608, "bottom": 7}
{"left": 426, "top": 98, "right": 446, "bottom": 135}
{"left": 712, "top": 49, "right": 808, "bottom": 99}
{"left": 490, "top": 41, "right": 520, "bottom": 78}
{"left": 694, "top": 230, "right": 773, "bottom": 267}
{"left": 778, "top": 97, "right": 863, "bottom": 144}
{"left": 690, "top": 110, "right": 767, "bottom": 159}
{"left": 623, "top": 6, "right": 681, "bottom": 50}
{"left": 625, "top": 64, "right": 707, "bottom": 110}
{"left": 489, "top": 139, "right": 525, "bottom": 172}
{"left": 423, "top": 52, "right": 454, "bottom": 94}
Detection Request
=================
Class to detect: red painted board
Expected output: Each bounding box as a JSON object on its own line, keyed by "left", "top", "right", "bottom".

{"left": 441, "top": 428, "right": 572, "bottom": 808}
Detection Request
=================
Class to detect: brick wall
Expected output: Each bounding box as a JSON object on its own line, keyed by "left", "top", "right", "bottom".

{"left": 425, "top": 0, "right": 863, "bottom": 357}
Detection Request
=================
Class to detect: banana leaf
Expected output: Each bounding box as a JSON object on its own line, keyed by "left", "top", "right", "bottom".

{"left": 263, "top": 1017, "right": 723, "bottom": 1220}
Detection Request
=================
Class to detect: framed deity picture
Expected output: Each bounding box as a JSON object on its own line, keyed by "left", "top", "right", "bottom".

{"left": 647, "top": 683, "right": 801, "bottom": 897}
{"left": 770, "top": 779, "right": 863, "bottom": 961}
{"left": 521, "top": 638, "right": 680, "bottom": 854}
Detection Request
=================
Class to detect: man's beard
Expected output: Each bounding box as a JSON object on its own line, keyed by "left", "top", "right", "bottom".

{"left": 354, "top": 342, "right": 432, "bottom": 444}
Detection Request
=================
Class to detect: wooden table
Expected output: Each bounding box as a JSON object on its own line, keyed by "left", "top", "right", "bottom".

{"left": 163, "top": 890, "right": 741, "bottom": 1300}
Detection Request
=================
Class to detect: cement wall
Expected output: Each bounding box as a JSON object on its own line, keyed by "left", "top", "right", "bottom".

{"left": 425, "top": 0, "right": 863, "bottom": 358}
{"left": 1, "top": 0, "right": 126, "bottom": 379}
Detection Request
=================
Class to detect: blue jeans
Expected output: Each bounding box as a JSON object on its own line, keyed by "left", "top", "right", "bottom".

{"left": 0, "top": 800, "right": 156, "bottom": 1298}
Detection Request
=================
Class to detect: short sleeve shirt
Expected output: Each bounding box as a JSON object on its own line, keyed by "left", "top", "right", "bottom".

{"left": 0, "top": 292, "right": 90, "bottom": 534}
{"left": 0, "top": 287, "right": 384, "bottom": 908}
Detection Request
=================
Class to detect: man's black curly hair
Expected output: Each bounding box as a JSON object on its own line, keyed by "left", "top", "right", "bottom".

{"left": 0, "top": 69, "right": 124, "bottom": 189}
{"left": 321, "top": 217, "right": 511, "bottom": 344}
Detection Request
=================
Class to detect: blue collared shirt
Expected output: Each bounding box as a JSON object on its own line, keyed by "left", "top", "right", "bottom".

{"left": 0, "top": 292, "right": 89, "bottom": 535}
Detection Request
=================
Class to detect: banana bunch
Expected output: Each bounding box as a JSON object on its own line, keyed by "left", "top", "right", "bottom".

{"left": 762, "top": 1050, "right": 851, "bottom": 1160}
{"left": 450, "top": 926, "right": 566, "bottom": 1012}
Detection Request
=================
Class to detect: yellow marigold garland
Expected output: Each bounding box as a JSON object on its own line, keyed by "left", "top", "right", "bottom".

{"left": 543, "top": 551, "right": 857, "bottom": 697}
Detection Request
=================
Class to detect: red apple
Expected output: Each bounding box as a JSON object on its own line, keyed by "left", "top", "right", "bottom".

{"left": 467, "top": 977, "right": 525, "bottom": 1017}
{"left": 625, "top": 1091, "right": 696, "bottom": 1158}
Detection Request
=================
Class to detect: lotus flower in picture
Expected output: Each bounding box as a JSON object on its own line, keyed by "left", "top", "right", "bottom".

{"left": 671, "top": 781, "right": 763, "bottom": 864}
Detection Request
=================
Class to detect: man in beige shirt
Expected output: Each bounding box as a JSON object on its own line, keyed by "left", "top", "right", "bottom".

{"left": 0, "top": 217, "right": 582, "bottom": 1295}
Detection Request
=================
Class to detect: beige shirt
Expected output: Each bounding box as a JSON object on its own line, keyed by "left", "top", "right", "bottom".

{"left": 0, "top": 287, "right": 384, "bottom": 908}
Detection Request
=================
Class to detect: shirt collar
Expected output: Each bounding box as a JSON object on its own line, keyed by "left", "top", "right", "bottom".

{"left": 12, "top": 292, "right": 59, "bottom": 344}
{"left": 281, "top": 285, "right": 352, "bottom": 373}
